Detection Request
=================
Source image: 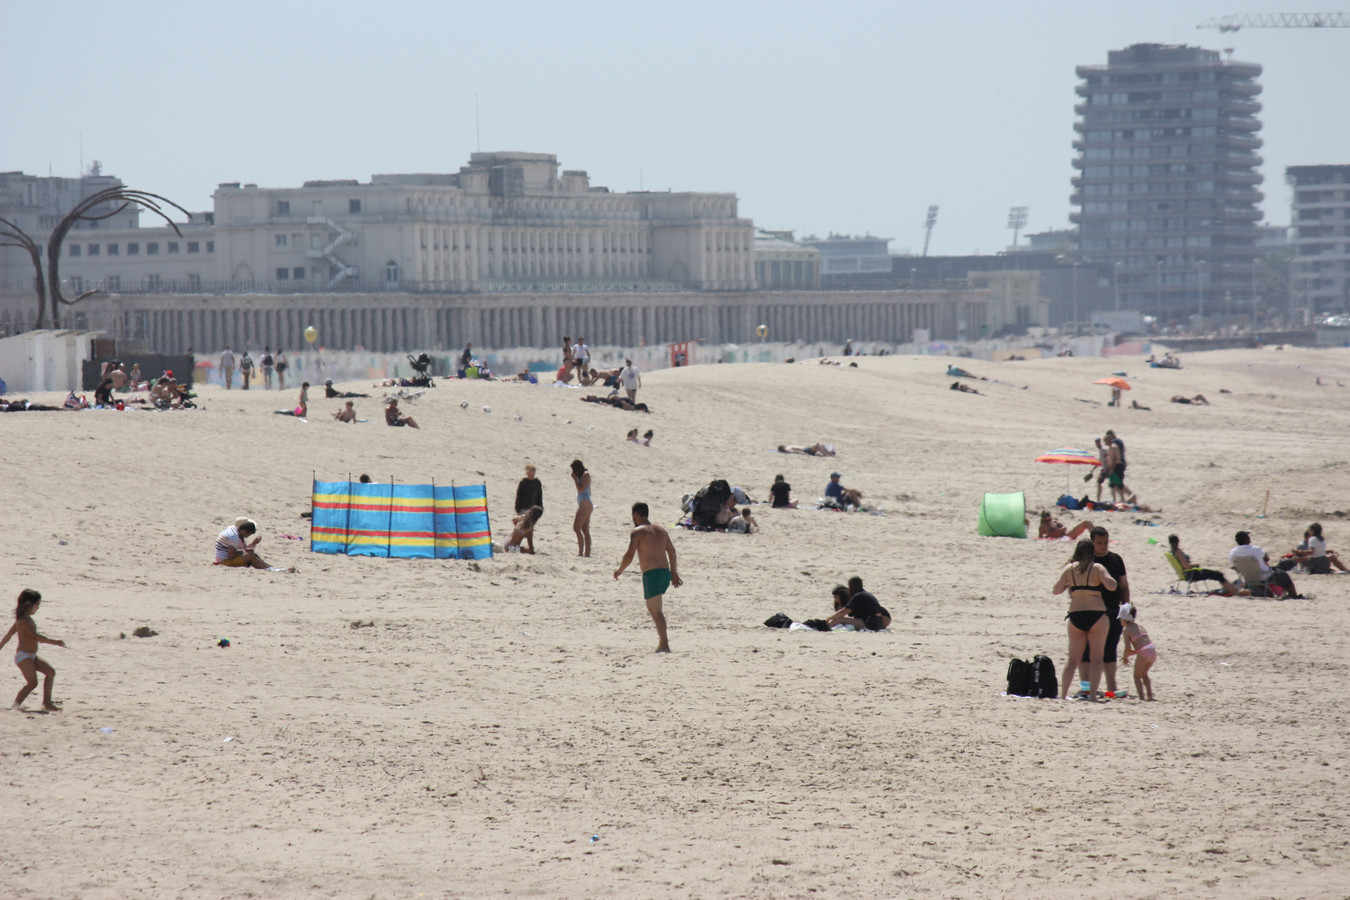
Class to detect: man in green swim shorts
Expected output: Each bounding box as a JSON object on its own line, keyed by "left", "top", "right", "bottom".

{"left": 613, "top": 502, "right": 682, "bottom": 652}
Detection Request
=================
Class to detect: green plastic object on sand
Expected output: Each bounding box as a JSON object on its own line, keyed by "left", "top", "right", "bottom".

{"left": 977, "top": 491, "right": 1026, "bottom": 538}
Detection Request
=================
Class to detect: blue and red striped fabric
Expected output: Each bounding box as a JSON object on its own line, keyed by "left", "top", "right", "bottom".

{"left": 311, "top": 480, "right": 492, "bottom": 560}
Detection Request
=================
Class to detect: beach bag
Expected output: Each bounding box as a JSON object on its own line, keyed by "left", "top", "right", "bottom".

{"left": 1032, "top": 654, "right": 1058, "bottom": 698}
{"left": 1006, "top": 658, "right": 1034, "bottom": 696}
{"left": 1056, "top": 494, "right": 1081, "bottom": 510}
{"left": 763, "top": 612, "right": 793, "bottom": 629}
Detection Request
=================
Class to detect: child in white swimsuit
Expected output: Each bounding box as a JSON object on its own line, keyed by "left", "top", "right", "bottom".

{"left": 1118, "top": 602, "right": 1158, "bottom": 701}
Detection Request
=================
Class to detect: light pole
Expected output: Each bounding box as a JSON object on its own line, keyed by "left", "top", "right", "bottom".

{"left": 1251, "top": 258, "right": 1259, "bottom": 327}
{"left": 910, "top": 267, "right": 918, "bottom": 290}
{"left": 1155, "top": 259, "right": 1164, "bottom": 314}
{"left": 1072, "top": 260, "right": 1080, "bottom": 335}
{"left": 1196, "top": 259, "right": 1207, "bottom": 332}
{"left": 1113, "top": 261, "right": 1123, "bottom": 312}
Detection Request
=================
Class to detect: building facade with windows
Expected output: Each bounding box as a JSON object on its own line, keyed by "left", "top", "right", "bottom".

{"left": 1071, "top": 44, "right": 1264, "bottom": 318}
{"left": 1286, "top": 165, "right": 1350, "bottom": 315}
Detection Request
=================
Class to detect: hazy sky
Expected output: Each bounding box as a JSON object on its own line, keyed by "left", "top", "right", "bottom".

{"left": 3, "top": 1, "right": 1346, "bottom": 255}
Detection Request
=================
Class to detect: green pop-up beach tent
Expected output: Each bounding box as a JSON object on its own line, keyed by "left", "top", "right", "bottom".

{"left": 977, "top": 491, "right": 1026, "bottom": 538}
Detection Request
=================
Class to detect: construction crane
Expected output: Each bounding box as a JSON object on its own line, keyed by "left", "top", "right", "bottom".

{"left": 1198, "top": 12, "right": 1350, "bottom": 31}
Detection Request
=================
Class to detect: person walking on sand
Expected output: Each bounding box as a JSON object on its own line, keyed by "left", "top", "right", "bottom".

{"left": 1104, "top": 429, "right": 1129, "bottom": 504}
{"left": 571, "top": 459, "right": 592, "bottom": 557}
{"left": 220, "top": 347, "right": 236, "bottom": 390}
{"left": 614, "top": 502, "right": 682, "bottom": 652}
{"left": 261, "top": 347, "right": 275, "bottom": 390}
{"left": 0, "top": 588, "right": 65, "bottom": 710}
{"left": 1117, "top": 602, "right": 1158, "bottom": 701}
{"left": 275, "top": 350, "right": 288, "bottom": 390}
{"left": 239, "top": 351, "right": 254, "bottom": 390}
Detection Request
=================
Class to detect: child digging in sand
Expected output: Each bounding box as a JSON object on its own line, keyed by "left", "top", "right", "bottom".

{"left": 0, "top": 588, "right": 65, "bottom": 710}
{"left": 506, "top": 506, "right": 543, "bottom": 553}
{"left": 1118, "top": 602, "right": 1157, "bottom": 701}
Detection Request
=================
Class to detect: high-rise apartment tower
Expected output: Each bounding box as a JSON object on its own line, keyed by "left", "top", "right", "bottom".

{"left": 1072, "top": 44, "right": 1263, "bottom": 319}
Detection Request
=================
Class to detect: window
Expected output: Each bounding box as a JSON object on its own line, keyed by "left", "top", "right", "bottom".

{"left": 349, "top": 199, "right": 362, "bottom": 213}
{"left": 69, "top": 243, "right": 81, "bottom": 257}
{"left": 69, "top": 276, "right": 83, "bottom": 291}
{"left": 277, "top": 200, "right": 290, "bottom": 215}
{"left": 187, "top": 241, "right": 199, "bottom": 253}
{"left": 385, "top": 261, "right": 399, "bottom": 283}
{"left": 187, "top": 274, "right": 201, "bottom": 291}
{"left": 147, "top": 274, "right": 161, "bottom": 290}
{"left": 275, "top": 234, "right": 288, "bottom": 246}
{"left": 127, "top": 242, "right": 139, "bottom": 255}
{"left": 206, "top": 241, "right": 214, "bottom": 253}
{"left": 147, "top": 243, "right": 159, "bottom": 255}
{"left": 292, "top": 266, "right": 305, "bottom": 279}
{"left": 107, "top": 243, "right": 119, "bottom": 256}
{"left": 88, "top": 243, "right": 100, "bottom": 256}
{"left": 107, "top": 276, "right": 120, "bottom": 291}
{"left": 276, "top": 267, "right": 289, "bottom": 280}
{"left": 167, "top": 242, "right": 179, "bottom": 253}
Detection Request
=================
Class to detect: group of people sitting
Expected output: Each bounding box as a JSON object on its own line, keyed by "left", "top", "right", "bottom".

{"left": 1147, "top": 353, "right": 1181, "bottom": 369}
{"left": 1166, "top": 526, "right": 1346, "bottom": 598}
{"left": 626, "top": 428, "right": 654, "bottom": 446}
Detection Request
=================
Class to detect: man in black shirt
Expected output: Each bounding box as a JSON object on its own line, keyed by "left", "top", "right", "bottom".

{"left": 513, "top": 464, "right": 544, "bottom": 554}
{"left": 827, "top": 576, "right": 891, "bottom": 631}
{"left": 1081, "top": 525, "right": 1129, "bottom": 696}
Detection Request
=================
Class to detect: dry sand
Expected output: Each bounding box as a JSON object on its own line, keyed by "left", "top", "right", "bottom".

{"left": 2, "top": 346, "right": 1349, "bottom": 899}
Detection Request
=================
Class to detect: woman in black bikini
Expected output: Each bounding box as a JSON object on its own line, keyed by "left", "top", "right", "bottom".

{"left": 1052, "top": 539, "right": 1118, "bottom": 701}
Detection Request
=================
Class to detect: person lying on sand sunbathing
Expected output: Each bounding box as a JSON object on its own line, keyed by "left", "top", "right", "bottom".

{"left": 950, "top": 381, "right": 983, "bottom": 395}
{"left": 325, "top": 380, "right": 370, "bottom": 399}
{"left": 1170, "top": 394, "right": 1209, "bottom": 405}
{"left": 776, "top": 442, "right": 835, "bottom": 456}
{"left": 1039, "top": 510, "right": 1094, "bottom": 541}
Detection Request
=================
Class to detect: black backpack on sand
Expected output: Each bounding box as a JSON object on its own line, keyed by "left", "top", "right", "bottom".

{"left": 1006, "top": 654, "right": 1058, "bottom": 698}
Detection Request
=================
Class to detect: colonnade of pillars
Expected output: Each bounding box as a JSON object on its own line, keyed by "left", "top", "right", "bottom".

{"left": 94, "top": 295, "right": 955, "bottom": 354}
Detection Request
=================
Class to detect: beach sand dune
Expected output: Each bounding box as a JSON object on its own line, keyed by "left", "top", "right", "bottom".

{"left": 1, "top": 347, "right": 1348, "bottom": 898}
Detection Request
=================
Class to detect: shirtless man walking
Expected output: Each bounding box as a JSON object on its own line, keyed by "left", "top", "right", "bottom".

{"left": 613, "top": 502, "right": 682, "bottom": 652}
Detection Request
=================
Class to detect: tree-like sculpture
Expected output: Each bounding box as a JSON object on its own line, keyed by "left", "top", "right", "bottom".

{"left": 44, "top": 188, "right": 190, "bottom": 328}
{"left": 0, "top": 216, "right": 48, "bottom": 330}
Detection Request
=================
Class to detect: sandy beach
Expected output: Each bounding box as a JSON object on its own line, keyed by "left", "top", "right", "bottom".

{"left": 2, "top": 345, "right": 1349, "bottom": 899}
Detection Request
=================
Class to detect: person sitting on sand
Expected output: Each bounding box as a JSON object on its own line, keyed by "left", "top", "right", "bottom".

{"left": 1167, "top": 534, "right": 1245, "bottom": 594}
{"left": 769, "top": 474, "right": 797, "bottom": 509}
{"left": 385, "top": 398, "right": 420, "bottom": 428}
{"left": 127, "top": 363, "right": 143, "bottom": 390}
{"left": 727, "top": 507, "right": 759, "bottom": 534}
{"left": 640, "top": 429, "right": 653, "bottom": 447}
{"left": 1039, "top": 510, "right": 1094, "bottom": 541}
{"left": 1131, "top": 400, "right": 1151, "bottom": 411}
{"left": 776, "top": 442, "right": 835, "bottom": 456}
{"left": 93, "top": 377, "right": 116, "bottom": 408}
{"left": 951, "top": 381, "right": 983, "bottom": 395}
{"left": 1289, "top": 523, "right": 1349, "bottom": 574}
{"left": 332, "top": 400, "right": 357, "bottom": 423}
{"left": 109, "top": 365, "right": 129, "bottom": 391}
{"left": 505, "top": 506, "right": 543, "bottom": 554}
{"left": 214, "top": 518, "right": 296, "bottom": 572}
{"left": 627, "top": 428, "right": 641, "bottom": 443}
{"left": 824, "top": 472, "right": 863, "bottom": 508}
{"left": 1229, "top": 531, "right": 1298, "bottom": 597}
{"left": 275, "top": 382, "right": 310, "bottom": 418}
{"left": 827, "top": 577, "right": 891, "bottom": 631}
{"left": 1170, "top": 394, "right": 1209, "bottom": 405}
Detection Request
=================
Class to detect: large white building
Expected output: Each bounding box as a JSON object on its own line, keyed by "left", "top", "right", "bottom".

{"left": 1287, "top": 165, "right": 1350, "bottom": 315}
{"left": 1, "top": 152, "right": 755, "bottom": 311}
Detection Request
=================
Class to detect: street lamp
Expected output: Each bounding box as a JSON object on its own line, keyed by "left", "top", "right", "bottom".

{"left": 1251, "top": 258, "right": 1259, "bottom": 327}
{"left": 910, "top": 267, "right": 918, "bottom": 290}
{"left": 1197, "top": 259, "right": 1207, "bottom": 332}
{"left": 1072, "top": 260, "right": 1080, "bottom": 335}
{"left": 1113, "top": 261, "right": 1123, "bottom": 312}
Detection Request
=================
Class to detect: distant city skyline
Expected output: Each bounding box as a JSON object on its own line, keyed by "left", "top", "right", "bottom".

{"left": 2, "top": 1, "right": 1346, "bottom": 256}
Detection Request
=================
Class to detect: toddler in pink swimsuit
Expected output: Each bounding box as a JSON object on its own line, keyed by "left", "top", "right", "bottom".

{"left": 1118, "top": 602, "right": 1158, "bottom": 701}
